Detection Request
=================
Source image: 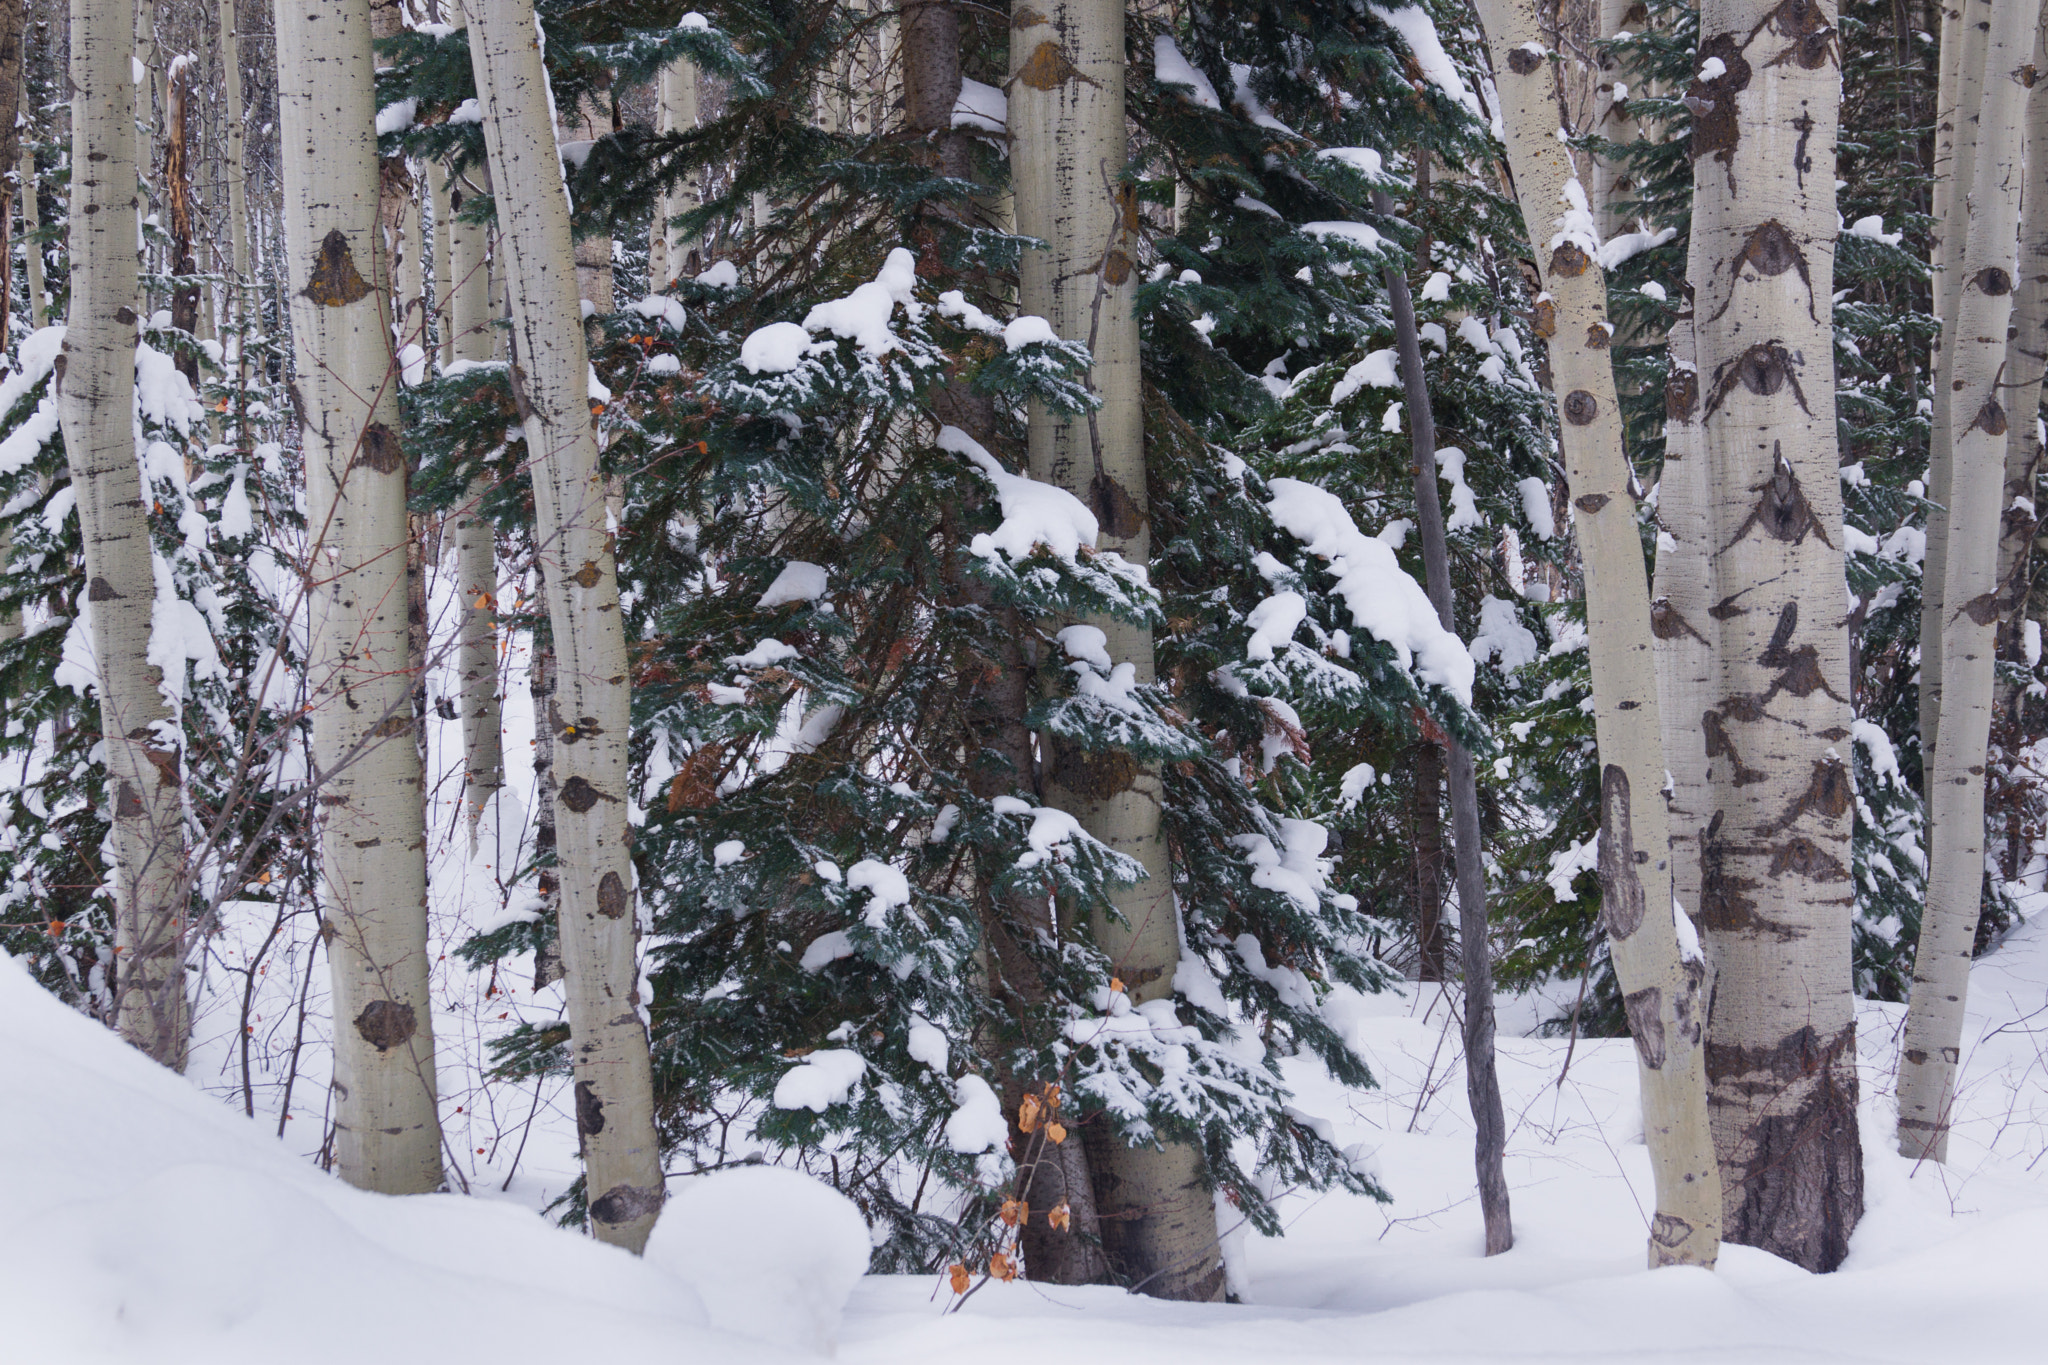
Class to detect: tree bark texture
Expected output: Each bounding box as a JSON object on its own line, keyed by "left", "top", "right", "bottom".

{"left": 1922, "top": 0, "right": 1994, "bottom": 770}
{"left": 650, "top": 52, "right": 699, "bottom": 284}
{"left": 1899, "top": 0, "right": 2041, "bottom": 1163}
{"left": 277, "top": 0, "right": 442, "bottom": 1195}
{"left": 219, "top": 0, "right": 249, "bottom": 391}
{"left": 1474, "top": 0, "right": 1724, "bottom": 1269}
{"left": 448, "top": 160, "right": 504, "bottom": 836}
{"left": 1411, "top": 739, "right": 1447, "bottom": 982}
{"left": 1687, "top": 0, "right": 1863, "bottom": 1271}
{"left": 1009, "top": 0, "right": 1223, "bottom": 1301}
{"left": 1379, "top": 196, "right": 1513, "bottom": 1255}
{"left": 1653, "top": 310, "right": 1718, "bottom": 930}
{"left": 1591, "top": 0, "right": 1645, "bottom": 241}
{"left": 430, "top": 167, "right": 452, "bottom": 363}
{"left": 60, "top": 0, "right": 190, "bottom": 1069}
{"left": 1994, "top": 14, "right": 2048, "bottom": 686}
{"left": 163, "top": 51, "right": 198, "bottom": 386}
{"left": 467, "top": 0, "right": 664, "bottom": 1253}
{"left": 0, "top": 0, "right": 25, "bottom": 355}
{"left": 19, "top": 84, "right": 43, "bottom": 331}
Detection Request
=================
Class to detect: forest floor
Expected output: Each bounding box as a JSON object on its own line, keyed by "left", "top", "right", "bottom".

{"left": 4, "top": 901, "right": 2044, "bottom": 1363}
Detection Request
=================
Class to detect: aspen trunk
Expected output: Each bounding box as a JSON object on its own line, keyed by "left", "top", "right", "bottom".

{"left": 1922, "top": 0, "right": 1994, "bottom": 769}
{"left": 555, "top": 89, "right": 612, "bottom": 314}
{"left": 1473, "top": 0, "right": 1722, "bottom": 1269}
{"left": 429, "top": 166, "right": 451, "bottom": 362}
{"left": 1687, "top": 0, "right": 1862, "bottom": 1271}
{"left": 467, "top": 0, "right": 664, "bottom": 1253}
{"left": 0, "top": 0, "right": 24, "bottom": 354}
{"left": 20, "top": 91, "right": 43, "bottom": 330}
{"left": 651, "top": 53, "right": 699, "bottom": 284}
{"left": 277, "top": 0, "right": 442, "bottom": 1195}
{"left": 163, "top": 52, "right": 198, "bottom": 385}
{"left": 1652, "top": 311, "right": 1716, "bottom": 932}
{"left": 1379, "top": 193, "right": 1512, "bottom": 1254}
{"left": 61, "top": 0, "right": 190, "bottom": 1069}
{"left": 1899, "top": 0, "right": 2041, "bottom": 1163}
{"left": 1010, "top": 0, "right": 1222, "bottom": 1300}
{"left": 1994, "top": 14, "right": 2048, "bottom": 696}
{"left": 448, "top": 161, "right": 503, "bottom": 835}
{"left": 220, "top": 0, "right": 246, "bottom": 286}
{"left": 1591, "top": 0, "right": 1642, "bottom": 240}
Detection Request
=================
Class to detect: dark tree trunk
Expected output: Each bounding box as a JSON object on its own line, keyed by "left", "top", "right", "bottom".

{"left": 1378, "top": 184, "right": 1513, "bottom": 1255}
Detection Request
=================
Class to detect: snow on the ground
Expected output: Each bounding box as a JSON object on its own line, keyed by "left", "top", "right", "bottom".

{"left": 8, "top": 862, "right": 2048, "bottom": 1361}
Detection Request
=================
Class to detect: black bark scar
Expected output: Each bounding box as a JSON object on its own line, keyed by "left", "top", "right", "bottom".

{"left": 1723, "top": 443, "right": 1833, "bottom": 549}
{"left": 1705, "top": 220, "right": 1818, "bottom": 325}
{"left": 1703, "top": 343, "right": 1812, "bottom": 424}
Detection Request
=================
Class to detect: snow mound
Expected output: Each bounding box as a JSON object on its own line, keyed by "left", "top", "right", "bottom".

{"left": 0, "top": 952, "right": 792, "bottom": 1365}
{"left": 646, "top": 1166, "right": 871, "bottom": 1355}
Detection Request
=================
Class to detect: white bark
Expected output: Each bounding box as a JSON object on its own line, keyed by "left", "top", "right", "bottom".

{"left": 650, "top": 54, "right": 700, "bottom": 285}
{"left": 1009, "top": 0, "right": 1222, "bottom": 1300}
{"left": 1591, "top": 0, "right": 1643, "bottom": 240}
{"left": 62, "top": 0, "right": 189, "bottom": 1069}
{"left": 467, "top": 0, "right": 664, "bottom": 1253}
{"left": 1923, "top": 0, "right": 1995, "bottom": 766}
{"left": 1899, "top": 0, "right": 2042, "bottom": 1162}
{"left": 277, "top": 0, "right": 442, "bottom": 1194}
{"left": 1652, "top": 312, "right": 1716, "bottom": 938}
{"left": 19, "top": 91, "right": 41, "bottom": 329}
{"left": 448, "top": 160, "right": 502, "bottom": 836}
{"left": 1689, "top": 0, "right": 1862, "bottom": 1272}
{"left": 1994, "top": 14, "right": 2048, "bottom": 694}
{"left": 219, "top": 0, "right": 247, "bottom": 288}
{"left": 1474, "top": 0, "right": 1722, "bottom": 1270}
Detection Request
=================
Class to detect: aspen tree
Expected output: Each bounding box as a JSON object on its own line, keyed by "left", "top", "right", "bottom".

{"left": 1652, "top": 311, "right": 1716, "bottom": 933}
{"left": 429, "top": 169, "right": 451, "bottom": 361}
{"left": 1591, "top": 0, "right": 1646, "bottom": 241}
{"left": 651, "top": 54, "right": 699, "bottom": 285}
{"left": 60, "top": 0, "right": 190, "bottom": 1069}
{"left": 1472, "top": 0, "right": 1722, "bottom": 1268}
{"left": 1378, "top": 187, "right": 1512, "bottom": 1254}
{"left": 218, "top": 0, "right": 247, "bottom": 366}
{"left": 19, "top": 85, "right": 43, "bottom": 330}
{"left": 276, "top": 0, "right": 442, "bottom": 1195}
{"left": 466, "top": 0, "right": 665, "bottom": 1253}
{"left": 0, "top": 0, "right": 24, "bottom": 353}
{"left": 1922, "top": 0, "right": 1994, "bottom": 767}
{"left": 1899, "top": 0, "right": 2042, "bottom": 1163}
{"left": 1994, "top": 13, "right": 2048, "bottom": 707}
{"left": 1009, "top": 0, "right": 1222, "bottom": 1299}
{"left": 447, "top": 161, "right": 503, "bottom": 837}
{"left": 1686, "top": 0, "right": 1863, "bottom": 1271}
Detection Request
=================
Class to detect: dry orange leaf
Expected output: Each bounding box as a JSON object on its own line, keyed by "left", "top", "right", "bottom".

{"left": 999, "top": 1198, "right": 1023, "bottom": 1227}
{"left": 989, "top": 1252, "right": 1018, "bottom": 1282}
{"left": 1045, "top": 1121, "right": 1067, "bottom": 1145}
{"left": 947, "top": 1263, "right": 971, "bottom": 1295}
{"left": 1017, "top": 1094, "right": 1042, "bottom": 1133}
{"left": 1109, "top": 977, "right": 1124, "bottom": 994}
{"left": 1048, "top": 1200, "right": 1072, "bottom": 1232}
{"left": 1043, "top": 1083, "right": 1061, "bottom": 1113}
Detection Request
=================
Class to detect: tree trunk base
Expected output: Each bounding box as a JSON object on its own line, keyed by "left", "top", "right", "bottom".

{"left": 1710, "top": 1021, "right": 1864, "bottom": 1272}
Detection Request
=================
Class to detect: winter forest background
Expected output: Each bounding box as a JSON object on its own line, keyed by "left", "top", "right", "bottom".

{"left": 3, "top": 0, "right": 2047, "bottom": 1360}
